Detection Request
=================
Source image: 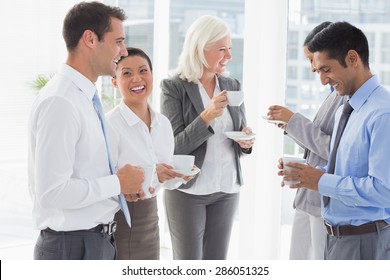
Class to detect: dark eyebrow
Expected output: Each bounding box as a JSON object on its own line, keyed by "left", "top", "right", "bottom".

{"left": 317, "top": 64, "right": 330, "bottom": 71}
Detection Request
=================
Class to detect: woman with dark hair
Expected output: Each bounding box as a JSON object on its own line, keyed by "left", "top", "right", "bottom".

{"left": 106, "top": 47, "right": 192, "bottom": 259}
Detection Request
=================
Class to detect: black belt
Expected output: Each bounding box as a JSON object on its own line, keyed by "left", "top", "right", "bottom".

{"left": 46, "top": 221, "right": 117, "bottom": 236}
{"left": 88, "top": 221, "right": 117, "bottom": 235}
{"left": 324, "top": 220, "right": 390, "bottom": 236}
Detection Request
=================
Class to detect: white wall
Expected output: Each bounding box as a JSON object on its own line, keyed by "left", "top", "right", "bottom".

{"left": 0, "top": 0, "right": 80, "bottom": 162}
{"left": 0, "top": 0, "right": 82, "bottom": 214}
{"left": 239, "top": 0, "right": 288, "bottom": 259}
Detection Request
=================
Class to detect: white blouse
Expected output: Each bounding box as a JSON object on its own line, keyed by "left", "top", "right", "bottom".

{"left": 106, "top": 101, "right": 184, "bottom": 194}
{"left": 179, "top": 77, "right": 240, "bottom": 195}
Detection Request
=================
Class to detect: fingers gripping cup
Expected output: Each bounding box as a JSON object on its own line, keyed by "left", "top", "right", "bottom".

{"left": 282, "top": 157, "right": 306, "bottom": 185}
{"left": 226, "top": 91, "right": 244, "bottom": 106}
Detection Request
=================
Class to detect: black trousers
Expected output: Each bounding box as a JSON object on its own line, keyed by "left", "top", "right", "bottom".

{"left": 34, "top": 228, "right": 116, "bottom": 260}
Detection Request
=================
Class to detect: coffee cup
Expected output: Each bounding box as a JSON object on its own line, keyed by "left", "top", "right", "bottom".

{"left": 172, "top": 155, "right": 195, "bottom": 172}
{"left": 226, "top": 91, "right": 244, "bottom": 106}
{"left": 140, "top": 165, "right": 156, "bottom": 199}
{"left": 282, "top": 157, "right": 306, "bottom": 185}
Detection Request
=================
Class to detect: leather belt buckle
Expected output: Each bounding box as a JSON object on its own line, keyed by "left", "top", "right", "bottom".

{"left": 103, "top": 221, "right": 117, "bottom": 235}
{"left": 325, "top": 221, "right": 335, "bottom": 236}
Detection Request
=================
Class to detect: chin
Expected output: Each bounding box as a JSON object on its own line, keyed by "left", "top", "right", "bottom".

{"left": 336, "top": 91, "right": 348, "bottom": 97}
{"left": 106, "top": 68, "right": 116, "bottom": 78}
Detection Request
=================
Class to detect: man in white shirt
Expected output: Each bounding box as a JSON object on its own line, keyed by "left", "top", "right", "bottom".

{"left": 28, "top": 1, "right": 144, "bottom": 260}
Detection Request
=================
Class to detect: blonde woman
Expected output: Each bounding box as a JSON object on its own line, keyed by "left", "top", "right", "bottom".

{"left": 160, "top": 15, "right": 255, "bottom": 260}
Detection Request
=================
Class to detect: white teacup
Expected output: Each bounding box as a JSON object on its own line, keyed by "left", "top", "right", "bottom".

{"left": 140, "top": 165, "right": 156, "bottom": 199}
{"left": 172, "top": 155, "right": 195, "bottom": 172}
{"left": 282, "top": 157, "right": 306, "bottom": 185}
{"left": 226, "top": 91, "right": 244, "bottom": 106}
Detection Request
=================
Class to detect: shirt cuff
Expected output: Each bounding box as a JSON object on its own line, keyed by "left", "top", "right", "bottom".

{"left": 318, "top": 173, "right": 342, "bottom": 198}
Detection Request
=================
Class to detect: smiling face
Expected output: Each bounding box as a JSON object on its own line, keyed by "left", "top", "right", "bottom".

{"left": 112, "top": 55, "right": 153, "bottom": 107}
{"left": 313, "top": 50, "right": 359, "bottom": 96}
{"left": 203, "top": 35, "right": 232, "bottom": 76}
{"left": 94, "top": 17, "right": 128, "bottom": 78}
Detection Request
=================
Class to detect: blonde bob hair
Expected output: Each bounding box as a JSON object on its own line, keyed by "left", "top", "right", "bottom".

{"left": 172, "top": 15, "right": 231, "bottom": 83}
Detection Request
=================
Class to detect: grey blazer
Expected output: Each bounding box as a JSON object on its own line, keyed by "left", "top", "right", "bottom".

{"left": 286, "top": 91, "right": 347, "bottom": 217}
{"left": 160, "top": 75, "right": 251, "bottom": 189}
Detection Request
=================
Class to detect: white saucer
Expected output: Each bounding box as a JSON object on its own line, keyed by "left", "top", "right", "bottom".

{"left": 225, "top": 131, "right": 256, "bottom": 141}
{"left": 261, "top": 115, "right": 287, "bottom": 124}
{"left": 173, "top": 167, "right": 201, "bottom": 177}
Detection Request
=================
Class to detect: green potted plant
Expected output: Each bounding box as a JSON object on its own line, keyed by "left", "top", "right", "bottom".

{"left": 28, "top": 73, "right": 115, "bottom": 111}
{"left": 28, "top": 74, "right": 53, "bottom": 94}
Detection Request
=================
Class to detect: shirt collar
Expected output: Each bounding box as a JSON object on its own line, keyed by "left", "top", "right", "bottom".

{"left": 198, "top": 75, "right": 221, "bottom": 96}
{"left": 59, "top": 64, "right": 97, "bottom": 101}
{"left": 348, "top": 75, "right": 380, "bottom": 112}
{"left": 215, "top": 75, "right": 221, "bottom": 90}
{"left": 118, "top": 100, "right": 159, "bottom": 127}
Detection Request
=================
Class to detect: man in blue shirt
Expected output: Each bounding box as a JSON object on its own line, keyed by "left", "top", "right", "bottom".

{"left": 280, "top": 21, "right": 390, "bottom": 260}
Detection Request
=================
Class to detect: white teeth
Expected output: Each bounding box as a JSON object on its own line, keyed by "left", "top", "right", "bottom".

{"left": 131, "top": 86, "right": 145, "bottom": 91}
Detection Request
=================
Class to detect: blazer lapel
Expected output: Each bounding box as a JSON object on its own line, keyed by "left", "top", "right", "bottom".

{"left": 182, "top": 76, "right": 240, "bottom": 131}
{"left": 183, "top": 80, "right": 205, "bottom": 116}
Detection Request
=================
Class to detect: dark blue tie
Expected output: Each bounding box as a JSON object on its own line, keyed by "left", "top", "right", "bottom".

{"left": 92, "top": 92, "right": 131, "bottom": 227}
{"left": 323, "top": 101, "right": 354, "bottom": 206}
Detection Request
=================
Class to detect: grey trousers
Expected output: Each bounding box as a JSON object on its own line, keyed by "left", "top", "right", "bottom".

{"left": 34, "top": 228, "right": 116, "bottom": 260}
{"left": 114, "top": 196, "right": 160, "bottom": 260}
{"left": 325, "top": 225, "right": 390, "bottom": 259}
{"left": 164, "top": 189, "right": 239, "bottom": 260}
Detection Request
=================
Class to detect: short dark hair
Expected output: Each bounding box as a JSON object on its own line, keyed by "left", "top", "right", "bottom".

{"left": 62, "top": 1, "right": 127, "bottom": 51}
{"left": 307, "top": 21, "right": 369, "bottom": 68}
{"left": 303, "top": 21, "right": 332, "bottom": 46}
{"left": 118, "top": 47, "right": 153, "bottom": 71}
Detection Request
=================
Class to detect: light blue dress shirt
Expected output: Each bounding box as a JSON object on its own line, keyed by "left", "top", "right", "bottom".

{"left": 318, "top": 75, "right": 390, "bottom": 226}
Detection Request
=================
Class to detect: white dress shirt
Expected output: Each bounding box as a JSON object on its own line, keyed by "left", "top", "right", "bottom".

{"left": 179, "top": 77, "right": 240, "bottom": 195}
{"left": 106, "top": 101, "right": 184, "bottom": 193}
{"left": 28, "top": 64, "right": 121, "bottom": 231}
